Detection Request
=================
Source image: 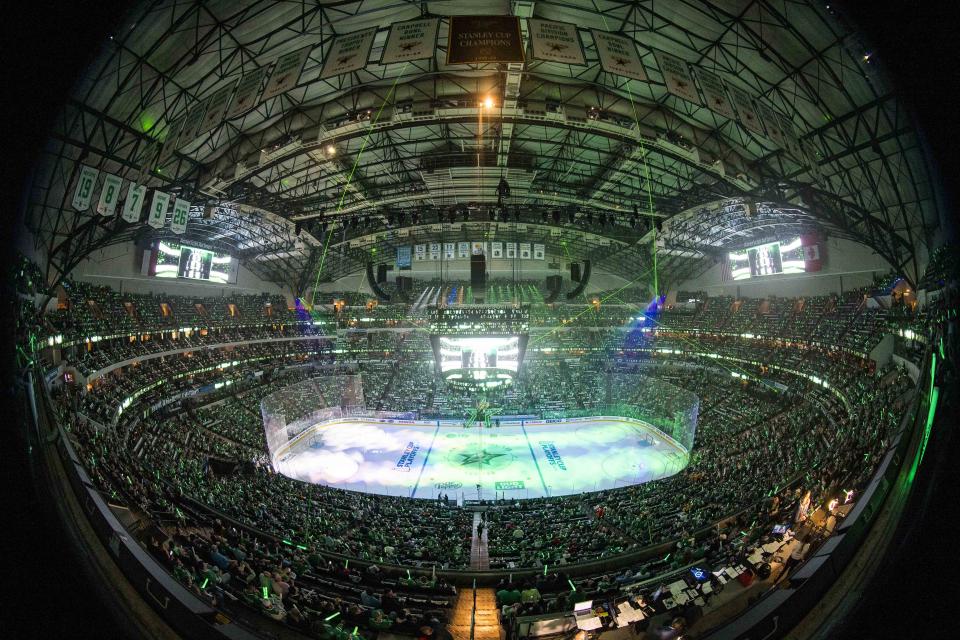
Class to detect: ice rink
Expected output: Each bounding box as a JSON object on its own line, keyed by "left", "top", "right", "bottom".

{"left": 273, "top": 417, "right": 689, "bottom": 500}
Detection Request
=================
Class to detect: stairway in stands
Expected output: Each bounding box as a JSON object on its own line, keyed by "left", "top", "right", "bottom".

{"left": 470, "top": 512, "right": 490, "bottom": 570}
{"left": 448, "top": 586, "right": 502, "bottom": 640}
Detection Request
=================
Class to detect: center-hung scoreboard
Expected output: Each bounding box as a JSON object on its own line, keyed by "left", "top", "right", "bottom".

{"left": 428, "top": 306, "right": 529, "bottom": 389}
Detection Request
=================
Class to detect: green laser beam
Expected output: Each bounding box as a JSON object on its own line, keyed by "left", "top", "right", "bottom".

{"left": 309, "top": 64, "right": 409, "bottom": 306}
{"left": 598, "top": 12, "right": 659, "bottom": 297}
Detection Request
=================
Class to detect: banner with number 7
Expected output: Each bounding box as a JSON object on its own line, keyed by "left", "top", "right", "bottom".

{"left": 121, "top": 184, "right": 147, "bottom": 223}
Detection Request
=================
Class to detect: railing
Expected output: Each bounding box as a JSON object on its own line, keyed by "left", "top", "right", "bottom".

{"left": 470, "top": 579, "right": 477, "bottom": 640}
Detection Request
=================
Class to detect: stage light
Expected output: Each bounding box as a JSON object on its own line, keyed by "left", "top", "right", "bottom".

{"left": 326, "top": 144, "right": 336, "bottom": 156}
{"left": 483, "top": 96, "right": 494, "bottom": 109}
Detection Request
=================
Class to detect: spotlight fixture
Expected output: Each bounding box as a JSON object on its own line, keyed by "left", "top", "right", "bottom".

{"left": 483, "top": 96, "right": 494, "bottom": 109}
{"left": 326, "top": 144, "right": 336, "bottom": 156}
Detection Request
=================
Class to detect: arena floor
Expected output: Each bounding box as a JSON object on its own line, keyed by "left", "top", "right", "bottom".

{"left": 274, "top": 417, "right": 689, "bottom": 501}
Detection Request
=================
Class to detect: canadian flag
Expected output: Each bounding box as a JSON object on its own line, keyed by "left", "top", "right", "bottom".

{"left": 801, "top": 235, "right": 823, "bottom": 272}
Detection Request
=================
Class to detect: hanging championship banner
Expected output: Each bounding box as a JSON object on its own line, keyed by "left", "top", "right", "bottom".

{"left": 695, "top": 68, "right": 736, "bottom": 120}
{"left": 156, "top": 117, "right": 184, "bottom": 167}
{"left": 198, "top": 80, "right": 238, "bottom": 135}
{"left": 457, "top": 242, "right": 470, "bottom": 258}
{"left": 381, "top": 17, "right": 440, "bottom": 64}
{"left": 121, "top": 184, "right": 147, "bottom": 223}
{"left": 178, "top": 101, "right": 208, "bottom": 148}
{"left": 533, "top": 243, "right": 545, "bottom": 260}
{"left": 147, "top": 190, "right": 171, "bottom": 229}
{"left": 444, "top": 242, "right": 456, "bottom": 259}
{"left": 414, "top": 244, "right": 426, "bottom": 261}
{"left": 519, "top": 243, "right": 532, "bottom": 259}
{"left": 72, "top": 165, "right": 100, "bottom": 211}
{"left": 776, "top": 112, "right": 804, "bottom": 159}
{"left": 802, "top": 141, "right": 823, "bottom": 180}
{"left": 170, "top": 198, "right": 190, "bottom": 235}
{"left": 96, "top": 173, "right": 123, "bottom": 217}
{"left": 655, "top": 51, "right": 701, "bottom": 104}
{"left": 225, "top": 66, "right": 268, "bottom": 119}
{"left": 528, "top": 19, "right": 586, "bottom": 65}
{"left": 592, "top": 30, "right": 647, "bottom": 81}
{"left": 447, "top": 16, "right": 524, "bottom": 64}
{"left": 755, "top": 101, "right": 786, "bottom": 148}
{"left": 262, "top": 46, "right": 313, "bottom": 101}
{"left": 397, "top": 246, "right": 412, "bottom": 268}
{"left": 506, "top": 242, "right": 517, "bottom": 258}
{"left": 429, "top": 242, "right": 441, "bottom": 260}
{"left": 321, "top": 28, "right": 377, "bottom": 79}
{"left": 728, "top": 85, "right": 765, "bottom": 136}
{"left": 491, "top": 242, "right": 503, "bottom": 258}
{"left": 471, "top": 241, "right": 486, "bottom": 255}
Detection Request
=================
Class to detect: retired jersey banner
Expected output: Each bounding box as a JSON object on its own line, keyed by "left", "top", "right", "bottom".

{"left": 170, "top": 198, "right": 190, "bottom": 235}
{"left": 262, "top": 46, "right": 313, "bottom": 101}
{"left": 490, "top": 242, "right": 503, "bottom": 258}
{"left": 695, "top": 68, "right": 736, "bottom": 120}
{"left": 198, "top": 80, "right": 238, "bottom": 135}
{"left": 506, "top": 242, "right": 517, "bottom": 259}
{"left": 381, "top": 17, "right": 440, "bottom": 64}
{"left": 457, "top": 242, "right": 470, "bottom": 258}
{"left": 533, "top": 243, "right": 545, "bottom": 260}
{"left": 444, "top": 242, "right": 456, "bottom": 260}
{"left": 147, "top": 191, "right": 171, "bottom": 229}
{"left": 226, "top": 66, "right": 268, "bottom": 119}
{"left": 414, "top": 244, "right": 426, "bottom": 261}
{"left": 447, "top": 16, "right": 524, "bottom": 64}
{"left": 592, "top": 30, "right": 647, "bottom": 81}
{"left": 321, "top": 28, "right": 377, "bottom": 79}
{"left": 121, "top": 183, "right": 147, "bottom": 223}
{"left": 471, "top": 241, "right": 486, "bottom": 255}
{"left": 72, "top": 165, "right": 100, "bottom": 211}
{"left": 728, "top": 85, "right": 765, "bottom": 136}
{"left": 655, "top": 51, "right": 700, "bottom": 104}
{"left": 519, "top": 242, "right": 532, "bottom": 259}
{"left": 429, "top": 242, "right": 441, "bottom": 260}
{"left": 96, "top": 173, "right": 123, "bottom": 217}
{"left": 529, "top": 19, "right": 586, "bottom": 65}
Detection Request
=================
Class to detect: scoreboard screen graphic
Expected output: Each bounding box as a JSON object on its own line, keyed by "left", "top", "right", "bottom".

{"left": 177, "top": 246, "right": 214, "bottom": 280}
{"left": 727, "top": 237, "right": 814, "bottom": 281}
{"left": 428, "top": 306, "right": 529, "bottom": 388}
{"left": 147, "top": 241, "right": 236, "bottom": 283}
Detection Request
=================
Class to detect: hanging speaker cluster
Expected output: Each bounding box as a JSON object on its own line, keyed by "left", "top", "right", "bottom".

{"left": 366, "top": 262, "right": 391, "bottom": 302}
{"left": 544, "top": 275, "right": 563, "bottom": 304}
{"left": 566, "top": 260, "right": 591, "bottom": 299}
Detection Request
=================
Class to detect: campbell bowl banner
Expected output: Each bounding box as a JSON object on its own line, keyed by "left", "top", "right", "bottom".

{"left": 447, "top": 15, "right": 524, "bottom": 64}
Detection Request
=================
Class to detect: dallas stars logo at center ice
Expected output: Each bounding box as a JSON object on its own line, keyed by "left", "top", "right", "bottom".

{"left": 457, "top": 449, "right": 508, "bottom": 467}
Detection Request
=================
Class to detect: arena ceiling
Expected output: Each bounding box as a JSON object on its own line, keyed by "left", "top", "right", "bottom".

{"left": 23, "top": 0, "right": 944, "bottom": 296}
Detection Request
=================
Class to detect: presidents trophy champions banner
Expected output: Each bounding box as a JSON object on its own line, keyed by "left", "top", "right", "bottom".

{"left": 528, "top": 19, "right": 586, "bottom": 65}
{"left": 381, "top": 17, "right": 440, "bottom": 64}
{"left": 321, "top": 28, "right": 377, "bottom": 79}
{"left": 447, "top": 16, "right": 524, "bottom": 64}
